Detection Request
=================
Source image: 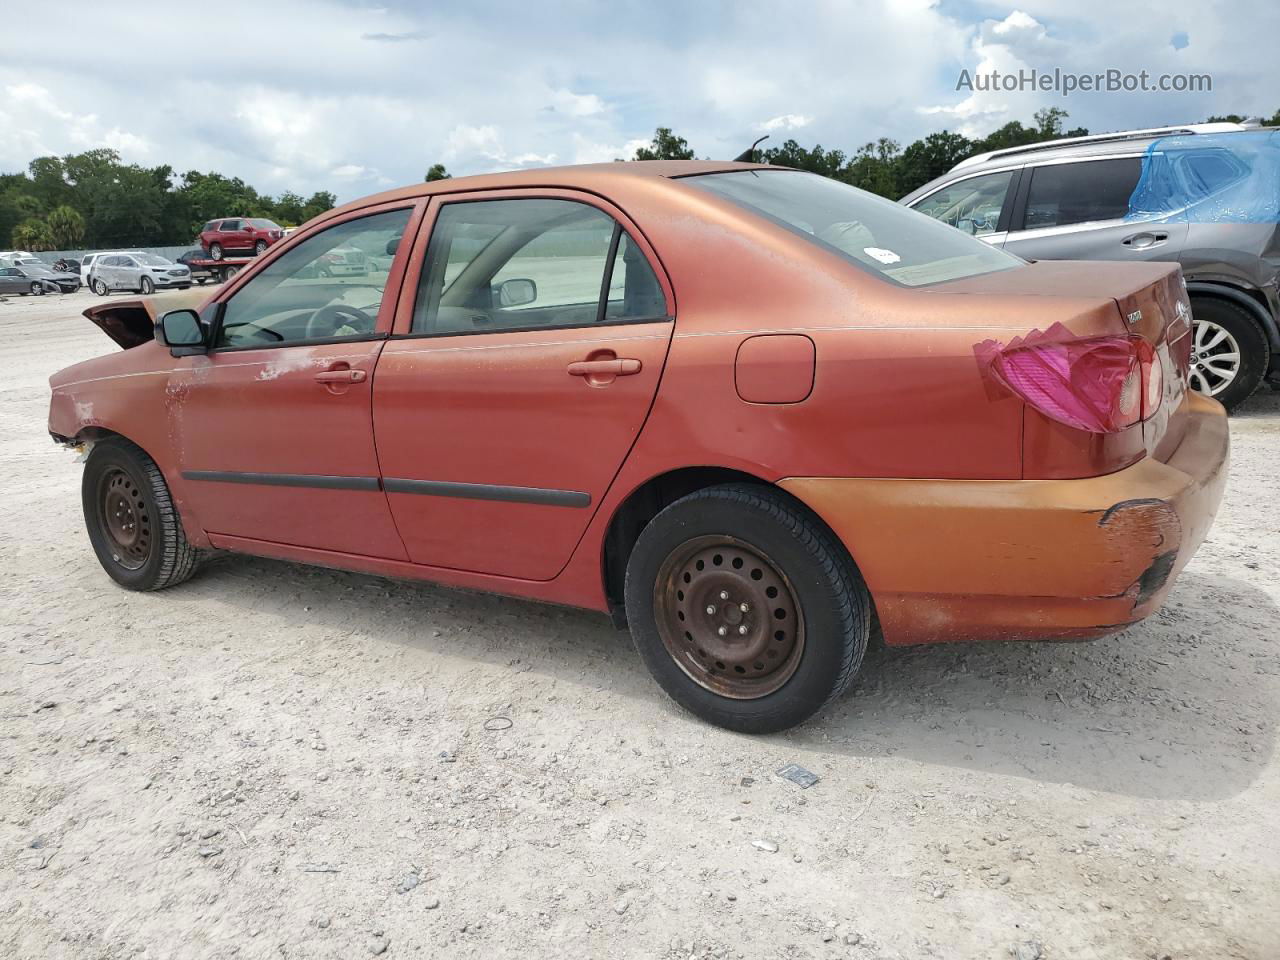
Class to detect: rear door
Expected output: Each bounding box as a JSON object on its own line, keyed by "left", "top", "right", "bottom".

{"left": 219, "top": 219, "right": 247, "bottom": 250}
{"left": 1003, "top": 156, "right": 1189, "bottom": 263}
{"left": 167, "top": 201, "right": 423, "bottom": 557}
{"left": 373, "top": 189, "right": 674, "bottom": 580}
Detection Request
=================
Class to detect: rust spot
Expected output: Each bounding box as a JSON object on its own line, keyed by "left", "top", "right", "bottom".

{"left": 1135, "top": 550, "right": 1178, "bottom": 605}
{"left": 1097, "top": 498, "right": 1167, "bottom": 527}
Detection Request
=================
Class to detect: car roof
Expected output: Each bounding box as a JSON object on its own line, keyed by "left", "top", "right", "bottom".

{"left": 317, "top": 159, "right": 767, "bottom": 222}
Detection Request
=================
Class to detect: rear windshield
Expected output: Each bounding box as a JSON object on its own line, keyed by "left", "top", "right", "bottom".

{"left": 685, "top": 169, "right": 1023, "bottom": 287}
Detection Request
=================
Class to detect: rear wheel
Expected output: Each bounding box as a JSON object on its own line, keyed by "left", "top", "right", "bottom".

{"left": 624, "top": 484, "right": 869, "bottom": 733}
{"left": 82, "top": 438, "right": 200, "bottom": 591}
{"left": 139, "top": 276, "right": 154, "bottom": 295}
{"left": 210, "top": 242, "right": 224, "bottom": 261}
{"left": 1188, "top": 297, "right": 1267, "bottom": 411}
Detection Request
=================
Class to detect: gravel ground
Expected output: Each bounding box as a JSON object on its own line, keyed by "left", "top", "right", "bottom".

{"left": 2, "top": 288, "right": 1278, "bottom": 960}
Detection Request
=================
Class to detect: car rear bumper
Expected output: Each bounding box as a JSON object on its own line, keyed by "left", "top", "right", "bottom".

{"left": 778, "top": 391, "right": 1230, "bottom": 645}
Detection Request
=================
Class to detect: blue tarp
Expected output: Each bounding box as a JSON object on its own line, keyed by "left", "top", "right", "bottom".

{"left": 1127, "top": 130, "right": 1280, "bottom": 225}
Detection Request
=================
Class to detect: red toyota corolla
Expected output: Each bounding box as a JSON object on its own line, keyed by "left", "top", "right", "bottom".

{"left": 48, "top": 161, "right": 1228, "bottom": 732}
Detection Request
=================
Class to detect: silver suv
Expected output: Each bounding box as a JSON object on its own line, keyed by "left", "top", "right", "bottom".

{"left": 901, "top": 122, "right": 1279, "bottom": 410}
{"left": 89, "top": 253, "right": 192, "bottom": 296}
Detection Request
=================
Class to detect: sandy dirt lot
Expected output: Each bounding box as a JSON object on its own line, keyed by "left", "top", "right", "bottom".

{"left": 2, "top": 288, "right": 1278, "bottom": 960}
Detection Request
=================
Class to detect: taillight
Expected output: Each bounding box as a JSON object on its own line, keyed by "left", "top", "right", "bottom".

{"left": 988, "top": 333, "right": 1162, "bottom": 433}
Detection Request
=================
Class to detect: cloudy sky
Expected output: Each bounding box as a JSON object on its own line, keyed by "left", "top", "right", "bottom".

{"left": 1, "top": 0, "right": 1275, "bottom": 202}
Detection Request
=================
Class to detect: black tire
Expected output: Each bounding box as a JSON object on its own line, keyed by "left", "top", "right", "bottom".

{"left": 254, "top": 240, "right": 268, "bottom": 255}
{"left": 624, "top": 484, "right": 869, "bottom": 733}
{"left": 210, "top": 243, "right": 223, "bottom": 261}
{"left": 92, "top": 278, "right": 109, "bottom": 296}
{"left": 1188, "top": 297, "right": 1268, "bottom": 412}
{"left": 82, "top": 438, "right": 201, "bottom": 591}
{"left": 31, "top": 281, "right": 43, "bottom": 296}
{"left": 139, "top": 276, "right": 154, "bottom": 295}
{"left": 196, "top": 278, "right": 207, "bottom": 285}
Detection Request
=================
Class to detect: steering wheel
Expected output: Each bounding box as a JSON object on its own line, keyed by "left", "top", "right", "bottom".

{"left": 305, "top": 303, "right": 375, "bottom": 340}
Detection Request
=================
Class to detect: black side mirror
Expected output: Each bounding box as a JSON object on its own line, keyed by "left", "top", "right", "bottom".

{"left": 157, "top": 309, "right": 207, "bottom": 356}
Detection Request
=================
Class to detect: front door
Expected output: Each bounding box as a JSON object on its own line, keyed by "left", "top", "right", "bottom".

{"left": 168, "top": 202, "right": 422, "bottom": 558}
{"left": 373, "top": 191, "right": 674, "bottom": 580}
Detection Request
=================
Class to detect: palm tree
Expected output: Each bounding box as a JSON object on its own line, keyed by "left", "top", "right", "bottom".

{"left": 11, "top": 219, "right": 55, "bottom": 251}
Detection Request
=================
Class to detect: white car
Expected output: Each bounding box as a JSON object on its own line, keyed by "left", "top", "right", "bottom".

{"left": 80, "top": 251, "right": 145, "bottom": 285}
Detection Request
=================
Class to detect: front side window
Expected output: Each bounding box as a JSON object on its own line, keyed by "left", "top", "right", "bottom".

{"left": 688, "top": 170, "right": 1022, "bottom": 287}
{"left": 912, "top": 171, "right": 1014, "bottom": 237}
{"left": 215, "top": 208, "right": 411, "bottom": 349}
{"left": 1022, "top": 158, "right": 1142, "bottom": 229}
{"left": 412, "top": 198, "right": 666, "bottom": 335}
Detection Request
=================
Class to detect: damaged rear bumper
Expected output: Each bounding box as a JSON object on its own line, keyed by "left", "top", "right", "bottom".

{"left": 778, "top": 391, "right": 1229, "bottom": 645}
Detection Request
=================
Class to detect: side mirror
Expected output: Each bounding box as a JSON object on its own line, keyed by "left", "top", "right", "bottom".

{"left": 385, "top": 237, "right": 400, "bottom": 256}
{"left": 498, "top": 277, "right": 537, "bottom": 308}
{"left": 157, "top": 309, "right": 207, "bottom": 356}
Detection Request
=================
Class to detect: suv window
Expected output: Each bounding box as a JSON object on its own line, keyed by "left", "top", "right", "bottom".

{"left": 413, "top": 198, "right": 665, "bottom": 335}
{"left": 912, "top": 171, "right": 1014, "bottom": 237}
{"left": 215, "top": 208, "right": 410, "bottom": 349}
{"left": 220, "top": 220, "right": 242, "bottom": 231}
{"left": 1022, "top": 158, "right": 1142, "bottom": 229}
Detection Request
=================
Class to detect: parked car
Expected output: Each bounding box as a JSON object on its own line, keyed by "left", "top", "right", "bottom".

{"left": 901, "top": 122, "right": 1279, "bottom": 410}
{"left": 80, "top": 251, "right": 145, "bottom": 286}
{"left": 53, "top": 256, "right": 82, "bottom": 276}
{"left": 89, "top": 253, "right": 191, "bottom": 295}
{"left": 0, "top": 249, "right": 35, "bottom": 266}
{"left": 198, "top": 218, "right": 285, "bottom": 259}
{"left": 176, "top": 249, "right": 219, "bottom": 284}
{"left": 49, "top": 161, "right": 1227, "bottom": 733}
{"left": 0, "top": 263, "right": 80, "bottom": 294}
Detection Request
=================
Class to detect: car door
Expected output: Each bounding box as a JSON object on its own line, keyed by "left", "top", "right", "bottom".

{"left": 165, "top": 200, "right": 424, "bottom": 557}
{"left": 1003, "top": 156, "right": 1189, "bottom": 264}
{"left": 0, "top": 267, "right": 23, "bottom": 294}
{"left": 907, "top": 168, "right": 1020, "bottom": 247}
{"left": 118, "top": 256, "right": 141, "bottom": 290}
{"left": 219, "top": 219, "right": 247, "bottom": 251}
{"left": 373, "top": 190, "right": 675, "bottom": 580}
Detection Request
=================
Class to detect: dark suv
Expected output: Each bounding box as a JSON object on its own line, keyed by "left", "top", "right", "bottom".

{"left": 902, "top": 123, "right": 1280, "bottom": 410}
{"left": 198, "top": 218, "right": 285, "bottom": 260}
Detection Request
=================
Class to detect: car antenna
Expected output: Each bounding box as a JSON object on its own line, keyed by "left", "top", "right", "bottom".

{"left": 733, "top": 136, "right": 769, "bottom": 163}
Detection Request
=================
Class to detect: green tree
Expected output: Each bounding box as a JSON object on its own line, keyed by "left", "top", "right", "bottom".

{"left": 843, "top": 138, "right": 902, "bottom": 197}
{"left": 760, "top": 140, "right": 848, "bottom": 179}
{"left": 46, "top": 205, "right": 86, "bottom": 248}
{"left": 300, "top": 191, "right": 337, "bottom": 223}
{"left": 12, "top": 218, "right": 55, "bottom": 251}
{"left": 425, "top": 163, "right": 452, "bottom": 182}
{"left": 633, "top": 127, "right": 694, "bottom": 160}
{"left": 272, "top": 190, "right": 305, "bottom": 225}
{"left": 896, "top": 131, "right": 974, "bottom": 195}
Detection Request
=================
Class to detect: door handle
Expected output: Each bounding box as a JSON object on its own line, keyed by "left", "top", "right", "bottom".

{"left": 1122, "top": 232, "right": 1169, "bottom": 249}
{"left": 567, "top": 358, "right": 642, "bottom": 377}
{"left": 314, "top": 369, "right": 367, "bottom": 383}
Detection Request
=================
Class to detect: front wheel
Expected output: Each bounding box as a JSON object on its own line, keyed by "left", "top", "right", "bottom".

{"left": 624, "top": 484, "right": 869, "bottom": 733}
{"left": 1188, "top": 298, "right": 1268, "bottom": 411}
{"left": 82, "top": 438, "right": 201, "bottom": 591}
{"left": 92, "top": 278, "right": 109, "bottom": 296}
{"left": 31, "top": 281, "right": 43, "bottom": 296}
{"left": 139, "top": 276, "right": 154, "bottom": 295}
{"left": 254, "top": 240, "right": 268, "bottom": 255}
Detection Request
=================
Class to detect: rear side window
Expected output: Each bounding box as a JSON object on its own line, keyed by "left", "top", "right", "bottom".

{"left": 688, "top": 170, "right": 1022, "bottom": 287}
{"left": 1022, "top": 158, "right": 1142, "bottom": 229}
{"left": 220, "top": 220, "right": 242, "bottom": 231}
{"left": 412, "top": 198, "right": 666, "bottom": 335}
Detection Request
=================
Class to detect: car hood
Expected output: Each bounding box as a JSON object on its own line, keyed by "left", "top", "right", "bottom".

{"left": 84, "top": 299, "right": 158, "bottom": 349}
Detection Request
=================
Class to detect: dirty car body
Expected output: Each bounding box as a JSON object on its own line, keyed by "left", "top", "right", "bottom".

{"left": 48, "top": 160, "right": 1229, "bottom": 732}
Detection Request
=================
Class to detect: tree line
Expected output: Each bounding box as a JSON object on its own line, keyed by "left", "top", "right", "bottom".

{"left": 1, "top": 148, "right": 337, "bottom": 252}
{"left": 10, "top": 106, "right": 1277, "bottom": 251}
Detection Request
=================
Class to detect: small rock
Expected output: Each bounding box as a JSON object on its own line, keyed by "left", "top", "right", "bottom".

{"left": 614, "top": 897, "right": 630, "bottom": 915}
{"left": 197, "top": 846, "right": 222, "bottom": 858}
{"left": 397, "top": 874, "right": 419, "bottom": 894}
{"left": 424, "top": 897, "right": 440, "bottom": 910}
{"left": 199, "top": 828, "right": 220, "bottom": 840}
{"left": 317, "top": 917, "right": 330, "bottom": 929}
{"left": 369, "top": 937, "right": 389, "bottom": 956}
{"left": 751, "top": 839, "right": 778, "bottom": 853}
{"left": 1013, "top": 940, "right": 1043, "bottom": 960}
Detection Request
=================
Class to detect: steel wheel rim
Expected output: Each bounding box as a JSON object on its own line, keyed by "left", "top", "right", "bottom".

{"left": 1188, "top": 320, "right": 1241, "bottom": 397}
{"left": 98, "top": 467, "right": 151, "bottom": 570}
{"left": 654, "top": 535, "right": 804, "bottom": 699}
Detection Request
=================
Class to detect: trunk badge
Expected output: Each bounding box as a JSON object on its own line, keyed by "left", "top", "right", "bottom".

{"left": 1127, "top": 309, "right": 1143, "bottom": 326}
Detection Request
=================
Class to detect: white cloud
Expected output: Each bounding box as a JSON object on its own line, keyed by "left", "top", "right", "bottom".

{"left": 759, "top": 114, "right": 813, "bottom": 132}
{"left": 551, "top": 90, "right": 607, "bottom": 117}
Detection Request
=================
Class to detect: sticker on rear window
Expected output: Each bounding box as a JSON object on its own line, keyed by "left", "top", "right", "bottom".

{"left": 863, "top": 247, "right": 901, "bottom": 264}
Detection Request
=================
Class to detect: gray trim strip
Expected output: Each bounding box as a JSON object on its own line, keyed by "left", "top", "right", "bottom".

{"left": 183, "top": 470, "right": 380, "bottom": 491}
{"left": 383, "top": 477, "right": 591, "bottom": 508}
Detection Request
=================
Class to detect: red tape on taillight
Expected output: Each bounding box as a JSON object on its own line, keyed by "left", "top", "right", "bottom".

{"left": 978, "top": 328, "right": 1160, "bottom": 433}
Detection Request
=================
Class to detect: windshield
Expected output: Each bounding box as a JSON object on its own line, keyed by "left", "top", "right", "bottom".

{"left": 135, "top": 254, "right": 170, "bottom": 266}
{"left": 685, "top": 170, "right": 1023, "bottom": 287}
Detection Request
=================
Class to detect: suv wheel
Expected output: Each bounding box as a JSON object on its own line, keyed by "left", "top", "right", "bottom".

{"left": 624, "top": 484, "right": 869, "bottom": 733}
{"left": 1188, "top": 297, "right": 1267, "bottom": 411}
{"left": 139, "top": 276, "right": 154, "bottom": 295}
{"left": 254, "top": 240, "right": 268, "bottom": 255}
{"left": 92, "top": 278, "right": 109, "bottom": 296}
{"left": 210, "top": 242, "right": 224, "bottom": 261}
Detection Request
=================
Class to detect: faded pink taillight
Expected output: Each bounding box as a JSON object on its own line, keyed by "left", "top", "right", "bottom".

{"left": 990, "top": 334, "right": 1161, "bottom": 434}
